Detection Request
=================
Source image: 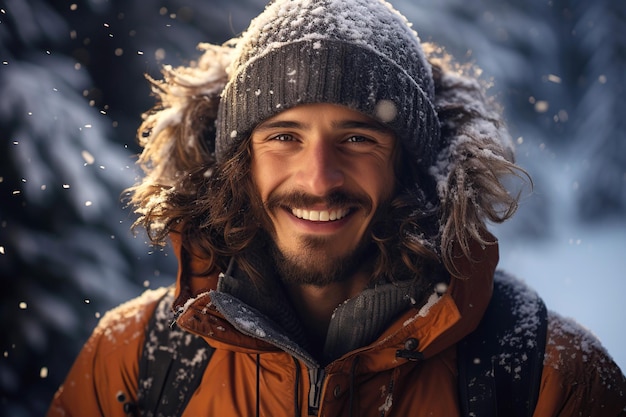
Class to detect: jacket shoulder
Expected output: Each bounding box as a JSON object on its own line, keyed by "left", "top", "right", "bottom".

{"left": 47, "top": 287, "right": 170, "bottom": 417}
{"left": 535, "top": 311, "right": 626, "bottom": 416}
{"left": 91, "top": 287, "right": 170, "bottom": 353}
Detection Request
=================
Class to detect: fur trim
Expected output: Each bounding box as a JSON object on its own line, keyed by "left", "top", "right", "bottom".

{"left": 138, "top": 42, "right": 234, "bottom": 188}
{"left": 131, "top": 43, "right": 235, "bottom": 225}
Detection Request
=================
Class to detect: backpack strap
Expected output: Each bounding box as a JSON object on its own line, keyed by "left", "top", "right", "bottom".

{"left": 457, "top": 271, "right": 548, "bottom": 417}
{"left": 136, "top": 288, "right": 215, "bottom": 417}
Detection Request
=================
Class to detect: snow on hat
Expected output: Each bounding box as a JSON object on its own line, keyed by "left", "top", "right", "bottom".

{"left": 215, "top": 0, "right": 441, "bottom": 166}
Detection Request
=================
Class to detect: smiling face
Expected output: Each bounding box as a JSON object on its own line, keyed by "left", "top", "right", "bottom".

{"left": 250, "top": 103, "right": 397, "bottom": 285}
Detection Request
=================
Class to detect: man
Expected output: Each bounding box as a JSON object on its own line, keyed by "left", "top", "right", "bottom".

{"left": 47, "top": 0, "right": 626, "bottom": 416}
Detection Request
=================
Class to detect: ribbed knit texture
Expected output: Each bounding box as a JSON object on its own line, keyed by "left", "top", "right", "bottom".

{"left": 215, "top": 0, "right": 440, "bottom": 167}
{"left": 323, "top": 280, "right": 429, "bottom": 360}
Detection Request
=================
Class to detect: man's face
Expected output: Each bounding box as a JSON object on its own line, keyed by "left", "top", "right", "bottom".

{"left": 250, "top": 103, "right": 397, "bottom": 285}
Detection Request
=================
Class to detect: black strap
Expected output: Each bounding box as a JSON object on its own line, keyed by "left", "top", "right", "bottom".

{"left": 458, "top": 271, "right": 548, "bottom": 417}
{"left": 137, "top": 288, "right": 214, "bottom": 417}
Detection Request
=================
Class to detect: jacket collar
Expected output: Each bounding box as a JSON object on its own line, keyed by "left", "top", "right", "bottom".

{"left": 170, "top": 230, "right": 498, "bottom": 368}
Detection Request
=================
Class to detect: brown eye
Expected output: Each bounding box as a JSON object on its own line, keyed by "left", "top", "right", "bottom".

{"left": 271, "top": 134, "right": 295, "bottom": 142}
{"left": 345, "top": 135, "right": 369, "bottom": 143}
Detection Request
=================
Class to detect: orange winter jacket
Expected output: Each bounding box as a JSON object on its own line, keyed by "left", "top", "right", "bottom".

{"left": 47, "top": 234, "right": 626, "bottom": 417}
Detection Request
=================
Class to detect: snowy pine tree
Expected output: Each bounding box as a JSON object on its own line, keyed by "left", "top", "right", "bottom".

{"left": 569, "top": 0, "right": 626, "bottom": 221}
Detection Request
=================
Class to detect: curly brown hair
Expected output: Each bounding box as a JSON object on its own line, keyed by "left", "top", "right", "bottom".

{"left": 126, "top": 43, "right": 528, "bottom": 284}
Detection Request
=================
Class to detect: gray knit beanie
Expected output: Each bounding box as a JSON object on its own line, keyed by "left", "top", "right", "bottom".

{"left": 215, "top": 0, "right": 440, "bottom": 167}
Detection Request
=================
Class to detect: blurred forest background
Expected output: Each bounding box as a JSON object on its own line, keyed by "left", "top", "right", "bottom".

{"left": 1, "top": 0, "right": 624, "bottom": 415}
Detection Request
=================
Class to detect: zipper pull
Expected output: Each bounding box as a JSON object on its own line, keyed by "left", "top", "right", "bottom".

{"left": 308, "top": 367, "right": 326, "bottom": 415}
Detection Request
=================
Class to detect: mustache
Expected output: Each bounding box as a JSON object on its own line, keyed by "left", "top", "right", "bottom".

{"left": 265, "top": 190, "right": 373, "bottom": 214}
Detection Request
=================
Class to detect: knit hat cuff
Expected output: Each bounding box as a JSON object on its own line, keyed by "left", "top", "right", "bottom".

{"left": 216, "top": 40, "right": 440, "bottom": 166}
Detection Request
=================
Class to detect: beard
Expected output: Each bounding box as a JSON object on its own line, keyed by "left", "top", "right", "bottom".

{"left": 255, "top": 189, "right": 390, "bottom": 287}
{"left": 268, "top": 230, "right": 378, "bottom": 286}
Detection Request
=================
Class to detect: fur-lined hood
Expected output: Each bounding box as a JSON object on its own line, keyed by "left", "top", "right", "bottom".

{"left": 129, "top": 39, "right": 522, "bottom": 277}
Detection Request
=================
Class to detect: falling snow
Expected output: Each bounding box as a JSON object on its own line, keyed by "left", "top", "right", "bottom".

{"left": 2, "top": 0, "right": 625, "bottom": 415}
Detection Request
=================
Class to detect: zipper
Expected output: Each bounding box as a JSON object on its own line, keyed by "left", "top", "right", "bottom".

{"left": 308, "top": 367, "right": 326, "bottom": 415}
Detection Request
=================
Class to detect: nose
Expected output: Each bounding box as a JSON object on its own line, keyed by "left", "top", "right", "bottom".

{"left": 294, "top": 139, "right": 344, "bottom": 196}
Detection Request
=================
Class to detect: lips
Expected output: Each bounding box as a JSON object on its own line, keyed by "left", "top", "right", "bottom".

{"left": 291, "top": 207, "right": 350, "bottom": 222}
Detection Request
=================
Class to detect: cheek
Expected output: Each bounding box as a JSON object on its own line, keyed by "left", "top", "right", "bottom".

{"left": 361, "top": 161, "right": 396, "bottom": 202}
{"left": 250, "top": 157, "right": 269, "bottom": 198}
{"left": 251, "top": 155, "right": 284, "bottom": 202}
{"left": 248, "top": 161, "right": 281, "bottom": 234}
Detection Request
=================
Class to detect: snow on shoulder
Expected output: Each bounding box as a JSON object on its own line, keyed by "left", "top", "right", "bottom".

{"left": 545, "top": 310, "right": 625, "bottom": 388}
{"left": 93, "top": 287, "right": 169, "bottom": 345}
{"left": 494, "top": 271, "right": 545, "bottom": 351}
{"left": 502, "top": 272, "right": 625, "bottom": 389}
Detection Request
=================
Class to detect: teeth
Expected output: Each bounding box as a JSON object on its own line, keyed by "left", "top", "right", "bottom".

{"left": 291, "top": 208, "right": 349, "bottom": 222}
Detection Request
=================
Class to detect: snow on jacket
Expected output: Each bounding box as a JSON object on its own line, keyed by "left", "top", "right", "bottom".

{"left": 47, "top": 232, "right": 626, "bottom": 416}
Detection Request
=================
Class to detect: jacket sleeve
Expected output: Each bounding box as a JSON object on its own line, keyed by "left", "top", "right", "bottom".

{"left": 46, "top": 288, "right": 167, "bottom": 417}
{"left": 534, "top": 312, "right": 626, "bottom": 417}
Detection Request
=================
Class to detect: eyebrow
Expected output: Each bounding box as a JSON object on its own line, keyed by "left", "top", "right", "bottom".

{"left": 254, "top": 119, "right": 391, "bottom": 134}
{"left": 334, "top": 120, "right": 391, "bottom": 134}
{"left": 254, "top": 120, "right": 304, "bottom": 131}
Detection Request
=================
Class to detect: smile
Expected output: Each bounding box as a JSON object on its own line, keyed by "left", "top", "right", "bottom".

{"left": 291, "top": 208, "right": 350, "bottom": 222}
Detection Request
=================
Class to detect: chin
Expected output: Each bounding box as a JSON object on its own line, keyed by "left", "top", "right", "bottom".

{"left": 273, "top": 239, "right": 375, "bottom": 286}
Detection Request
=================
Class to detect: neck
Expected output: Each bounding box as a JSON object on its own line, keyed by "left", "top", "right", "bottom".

{"left": 285, "top": 271, "right": 370, "bottom": 356}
